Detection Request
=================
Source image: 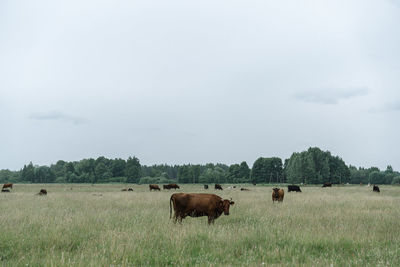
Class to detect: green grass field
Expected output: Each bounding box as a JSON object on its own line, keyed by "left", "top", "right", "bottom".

{"left": 1, "top": 184, "right": 399, "bottom": 266}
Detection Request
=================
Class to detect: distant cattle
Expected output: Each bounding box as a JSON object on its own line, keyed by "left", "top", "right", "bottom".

{"left": 288, "top": 185, "right": 302, "bottom": 192}
{"left": 149, "top": 184, "right": 161, "bottom": 191}
{"left": 373, "top": 185, "right": 380, "bottom": 193}
{"left": 38, "top": 189, "right": 47, "bottom": 195}
{"left": 215, "top": 184, "right": 223, "bottom": 190}
{"left": 240, "top": 188, "right": 249, "bottom": 191}
{"left": 272, "top": 188, "right": 284, "bottom": 202}
{"left": 322, "top": 182, "right": 332, "bottom": 188}
{"left": 252, "top": 182, "right": 256, "bottom": 186}
{"left": 170, "top": 193, "right": 235, "bottom": 224}
{"left": 121, "top": 188, "right": 133, "bottom": 191}
{"left": 163, "top": 184, "right": 180, "bottom": 190}
{"left": 1, "top": 189, "right": 10, "bottom": 193}
{"left": 2, "top": 183, "right": 13, "bottom": 190}
{"left": 204, "top": 185, "right": 209, "bottom": 190}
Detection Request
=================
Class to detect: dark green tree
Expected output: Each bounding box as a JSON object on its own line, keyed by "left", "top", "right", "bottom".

{"left": 125, "top": 156, "right": 141, "bottom": 183}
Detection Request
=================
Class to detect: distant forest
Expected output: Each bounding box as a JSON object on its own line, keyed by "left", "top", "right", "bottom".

{"left": 1, "top": 147, "right": 400, "bottom": 185}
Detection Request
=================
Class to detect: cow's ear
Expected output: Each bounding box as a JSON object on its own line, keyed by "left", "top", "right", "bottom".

{"left": 230, "top": 201, "right": 235, "bottom": 205}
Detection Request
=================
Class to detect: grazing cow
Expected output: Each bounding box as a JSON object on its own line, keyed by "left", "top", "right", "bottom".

{"left": 272, "top": 188, "right": 284, "bottom": 202}
{"left": 322, "top": 182, "right": 332, "bottom": 188}
{"left": 1, "top": 189, "right": 10, "bottom": 193}
{"left": 373, "top": 185, "right": 380, "bottom": 193}
{"left": 149, "top": 184, "right": 161, "bottom": 191}
{"left": 170, "top": 193, "right": 235, "bottom": 224}
{"left": 121, "top": 188, "right": 133, "bottom": 191}
{"left": 204, "top": 185, "right": 209, "bottom": 190}
{"left": 214, "top": 184, "right": 223, "bottom": 190}
{"left": 240, "top": 188, "right": 249, "bottom": 191}
{"left": 38, "top": 189, "right": 47, "bottom": 195}
{"left": 288, "top": 185, "right": 302, "bottom": 192}
{"left": 2, "top": 183, "right": 13, "bottom": 190}
{"left": 164, "top": 183, "right": 180, "bottom": 190}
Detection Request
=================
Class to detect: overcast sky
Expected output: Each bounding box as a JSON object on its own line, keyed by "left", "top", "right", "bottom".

{"left": 1, "top": 0, "right": 399, "bottom": 171}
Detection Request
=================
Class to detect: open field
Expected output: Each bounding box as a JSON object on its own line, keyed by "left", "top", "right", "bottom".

{"left": 1, "top": 184, "right": 400, "bottom": 266}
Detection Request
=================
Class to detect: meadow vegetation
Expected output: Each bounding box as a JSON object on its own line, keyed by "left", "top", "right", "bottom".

{"left": 1, "top": 184, "right": 399, "bottom": 266}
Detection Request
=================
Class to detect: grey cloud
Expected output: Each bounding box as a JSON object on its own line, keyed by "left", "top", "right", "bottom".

{"left": 294, "top": 88, "right": 369, "bottom": 104}
{"left": 29, "top": 111, "right": 87, "bottom": 125}
{"left": 387, "top": 0, "right": 400, "bottom": 8}
{"left": 369, "top": 102, "right": 400, "bottom": 113}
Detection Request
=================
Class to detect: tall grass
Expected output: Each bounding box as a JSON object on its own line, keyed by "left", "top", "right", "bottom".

{"left": 0, "top": 184, "right": 399, "bottom": 266}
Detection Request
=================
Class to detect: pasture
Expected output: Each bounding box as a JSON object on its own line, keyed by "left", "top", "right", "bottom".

{"left": 1, "top": 184, "right": 400, "bottom": 266}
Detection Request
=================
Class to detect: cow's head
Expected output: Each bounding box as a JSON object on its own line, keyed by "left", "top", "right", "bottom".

{"left": 220, "top": 199, "right": 235, "bottom": 215}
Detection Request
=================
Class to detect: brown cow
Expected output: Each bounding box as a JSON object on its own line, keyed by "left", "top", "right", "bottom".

{"left": 38, "top": 189, "right": 47, "bottom": 195}
{"left": 163, "top": 184, "right": 180, "bottom": 190}
{"left": 170, "top": 193, "right": 234, "bottom": 224}
{"left": 149, "top": 184, "right": 160, "bottom": 191}
{"left": 121, "top": 188, "right": 133, "bottom": 191}
{"left": 322, "top": 182, "right": 332, "bottom": 188}
{"left": 2, "top": 183, "right": 13, "bottom": 190}
{"left": 373, "top": 185, "right": 380, "bottom": 193}
{"left": 272, "top": 188, "right": 284, "bottom": 202}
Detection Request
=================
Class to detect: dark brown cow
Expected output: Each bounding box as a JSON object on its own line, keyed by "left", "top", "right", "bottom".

{"left": 38, "top": 189, "right": 47, "bottom": 195}
{"left": 322, "top": 182, "right": 332, "bottom": 188}
{"left": 214, "top": 184, "right": 223, "bottom": 190}
{"left": 163, "top": 184, "right": 180, "bottom": 190}
{"left": 240, "top": 188, "right": 249, "bottom": 191}
{"left": 272, "top": 188, "right": 284, "bottom": 202}
{"left": 149, "top": 184, "right": 160, "bottom": 191}
{"left": 288, "top": 185, "right": 301, "bottom": 192}
{"left": 1, "top": 189, "right": 10, "bottom": 193}
{"left": 204, "top": 184, "right": 209, "bottom": 190}
{"left": 373, "top": 185, "right": 380, "bottom": 193}
{"left": 170, "top": 193, "right": 234, "bottom": 224}
{"left": 2, "top": 183, "right": 13, "bottom": 190}
{"left": 121, "top": 188, "right": 133, "bottom": 191}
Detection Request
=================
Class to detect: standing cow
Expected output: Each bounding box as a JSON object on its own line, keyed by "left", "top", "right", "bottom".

{"left": 149, "top": 184, "right": 161, "bottom": 191}
{"left": 163, "top": 184, "right": 180, "bottom": 190}
{"left": 204, "top": 185, "right": 209, "bottom": 190}
{"left": 170, "top": 193, "right": 235, "bottom": 224}
{"left": 288, "top": 185, "right": 301, "bottom": 192}
{"left": 272, "top": 188, "right": 284, "bottom": 202}
{"left": 373, "top": 185, "right": 380, "bottom": 193}
{"left": 214, "top": 184, "right": 223, "bottom": 190}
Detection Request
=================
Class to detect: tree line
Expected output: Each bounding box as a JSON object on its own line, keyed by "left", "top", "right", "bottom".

{"left": 1, "top": 147, "right": 399, "bottom": 185}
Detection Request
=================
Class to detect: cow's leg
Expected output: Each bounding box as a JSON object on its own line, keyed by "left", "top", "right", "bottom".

{"left": 208, "top": 216, "right": 215, "bottom": 225}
